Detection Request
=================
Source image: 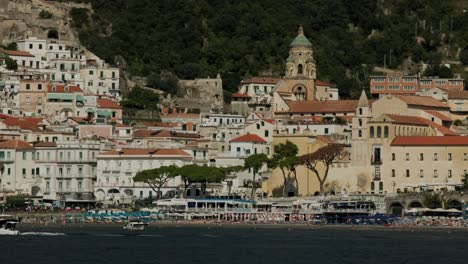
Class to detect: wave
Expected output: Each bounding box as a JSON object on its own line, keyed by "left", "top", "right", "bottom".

{"left": 21, "top": 232, "right": 66, "bottom": 236}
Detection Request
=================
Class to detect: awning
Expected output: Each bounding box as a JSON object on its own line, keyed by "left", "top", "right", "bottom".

{"left": 97, "top": 110, "right": 111, "bottom": 117}
{"left": 47, "top": 93, "right": 74, "bottom": 101}
{"left": 76, "top": 95, "right": 84, "bottom": 102}
{"left": 86, "top": 108, "right": 95, "bottom": 113}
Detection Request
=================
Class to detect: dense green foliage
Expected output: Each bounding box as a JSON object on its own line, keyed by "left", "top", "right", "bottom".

{"left": 120, "top": 85, "right": 159, "bottom": 110}
{"left": 5, "top": 58, "right": 18, "bottom": 71}
{"left": 460, "top": 48, "right": 468, "bottom": 65}
{"left": 63, "top": 0, "right": 468, "bottom": 98}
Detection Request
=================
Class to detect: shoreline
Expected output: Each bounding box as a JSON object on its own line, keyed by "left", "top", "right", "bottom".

{"left": 16, "top": 221, "right": 468, "bottom": 232}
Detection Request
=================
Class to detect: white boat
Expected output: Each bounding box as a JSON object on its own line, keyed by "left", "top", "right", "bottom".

{"left": 123, "top": 219, "right": 147, "bottom": 231}
{"left": 0, "top": 215, "right": 20, "bottom": 235}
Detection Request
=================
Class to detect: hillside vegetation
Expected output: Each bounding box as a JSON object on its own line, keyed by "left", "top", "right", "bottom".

{"left": 62, "top": 0, "right": 468, "bottom": 98}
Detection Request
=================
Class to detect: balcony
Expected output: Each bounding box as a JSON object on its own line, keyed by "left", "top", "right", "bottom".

{"left": 370, "top": 158, "right": 382, "bottom": 165}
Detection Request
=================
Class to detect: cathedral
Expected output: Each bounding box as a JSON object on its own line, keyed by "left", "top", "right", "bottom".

{"left": 272, "top": 25, "right": 338, "bottom": 112}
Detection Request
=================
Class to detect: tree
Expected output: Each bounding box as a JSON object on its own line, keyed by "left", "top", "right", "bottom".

{"left": 217, "top": 166, "right": 244, "bottom": 197}
{"left": 120, "top": 85, "right": 160, "bottom": 110}
{"left": 299, "top": 144, "right": 346, "bottom": 194}
{"left": 460, "top": 48, "right": 468, "bottom": 65}
{"left": 133, "top": 165, "right": 178, "bottom": 200}
{"left": 269, "top": 141, "right": 299, "bottom": 197}
{"left": 244, "top": 153, "right": 268, "bottom": 199}
{"left": 177, "top": 164, "right": 226, "bottom": 197}
{"left": 5, "top": 58, "right": 18, "bottom": 71}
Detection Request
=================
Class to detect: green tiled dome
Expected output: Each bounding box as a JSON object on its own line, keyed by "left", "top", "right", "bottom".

{"left": 290, "top": 34, "right": 312, "bottom": 47}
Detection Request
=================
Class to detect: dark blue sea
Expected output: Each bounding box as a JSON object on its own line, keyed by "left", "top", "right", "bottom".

{"left": 1, "top": 224, "right": 467, "bottom": 264}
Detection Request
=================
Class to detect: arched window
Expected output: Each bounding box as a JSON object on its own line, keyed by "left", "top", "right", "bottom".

{"left": 377, "top": 126, "right": 382, "bottom": 138}
{"left": 358, "top": 130, "right": 362, "bottom": 137}
{"left": 379, "top": 182, "right": 383, "bottom": 192}
{"left": 358, "top": 119, "right": 362, "bottom": 127}
{"left": 384, "top": 126, "right": 389, "bottom": 138}
{"left": 359, "top": 108, "right": 363, "bottom": 115}
{"left": 370, "top": 182, "right": 375, "bottom": 193}
{"left": 298, "top": 64, "right": 303, "bottom": 74}
{"left": 370, "top": 126, "right": 375, "bottom": 138}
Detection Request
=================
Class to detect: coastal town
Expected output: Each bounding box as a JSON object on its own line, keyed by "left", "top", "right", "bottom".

{"left": 0, "top": 25, "right": 467, "bottom": 228}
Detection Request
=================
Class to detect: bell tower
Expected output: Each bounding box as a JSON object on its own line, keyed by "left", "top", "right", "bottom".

{"left": 285, "top": 25, "right": 316, "bottom": 80}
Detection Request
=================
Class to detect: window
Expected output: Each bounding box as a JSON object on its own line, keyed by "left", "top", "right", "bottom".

{"left": 448, "top": 153, "right": 452, "bottom": 161}
{"left": 358, "top": 119, "right": 362, "bottom": 127}
{"left": 78, "top": 181, "right": 82, "bottom": 191}
{"left": 359, "top": 108, "right": 363, "bottom": 115}
{"left": 22, "top": 152, "right": 27, "bottom": 160}
{"left": 78, "top": 167, "right": 83, "bottom": 176}
{"left": 264, "top": 130, "right": 269, "bottom": 137}
{"left": 37, "top": 97, "right": 42, "bottom": 105}
{"left": 384, "top": 126, "right": 389, "bottom": 138}
{"left": 26, "top": 84, "right": 31, "bottom": 90}
{"left": 358, "top": 130, "right": 362, "bottom": 137}
{"left": 22, "top": 168, "right": 26, "bottom": 177}
{"left": 324, "top": 128, "right": 329, "bottom": 134}
{"left": 448, "top": 170, "right": 452, "bottom": 178}
{"left": 406, "top": 169, "right": 410, "bottom": 177}
{"left": 464, "top": 153, "right": 467, "bottom": 161}
{"left": 405, "top": 153, "right": 410, "bottom": 161}
{"left": 420, "top": 170, "right": 424, "bottom": 178}
{"left": 59, "top": 152, "right": 63, "bottom": 160}
{"left": 26, "top": 96, "right": 30, "bottom": 104}
{"left": 419, "top": 153, "right": 424, "bottom": 161}
{"left": 433, "top": 153, "right": 438, "bottom": 161}
{"left": 59, "top": 168, "right": 63, "bottom": 177}
{"left": 377, "top": 126, "right": 382, "bottom": 138}
{"left": 389, "top": 85, "right": 400, "bottom": 90}
{"left": 47, "top": 152, "right": 51, "bottom": 161}
{"left": 89, "top": 70, "right": 94, "bottom": 75}
{"left": 370, "top": 127, "right": 374, "bottom": 138}
{"left": 434, "top": 170, "right": 438, "bottom": 178}
{"left": 392, "top": 153, "right": 395, "bottom": 161}
{"left": 29, "top": 44, "right": 33, "bottom": 49}
{"left": 391, "top": 169, "right": 395, "bottom": 177}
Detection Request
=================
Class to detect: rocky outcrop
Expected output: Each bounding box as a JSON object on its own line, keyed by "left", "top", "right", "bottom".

{"left": 0, "top": 0, "right": 91, "bottom": 44}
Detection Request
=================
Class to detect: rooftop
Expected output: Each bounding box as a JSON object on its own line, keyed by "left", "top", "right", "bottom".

{"left": 0, "top": 140, "right": 33, "bottom": 150}
{"left": 285, "top": 100, "right": 359, "bottom": 113}
{"left": 391, "top": 136, "right": 468, "bottom": 146}
{"left": 97, "top": 98, "right": 121, "bottom": 109}
{"left": 100, "top": 148, "right": 191, "bottom": 156}
{"left": 230, "top": 134, "right": 266, "bottom": 143}
{"left": 395, "top": 95, "right": 449, "bottom": 109}
{"left": 0, "top": 49, "right": 34, "bottom": 57}
{"left": 241, "top": 77, "right": 280, "bottom": 85}
{"left": 48, "top": 84, "right": 83, "bottom": 93}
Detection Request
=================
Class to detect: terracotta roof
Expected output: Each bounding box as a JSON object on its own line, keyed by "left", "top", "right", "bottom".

{"left": 231, "top": 93, "right": 251, "bottom": 98}
{"left": 391, "top": 136, "right": 468, "bottom": 146}
{"left": 424, "top": 110, "right": 452, "bottom": 122}
{"left": 378, "top": 114, "right": 457, "bottom": 136}
{"left": 97, "top": 98, "right": 121, "bottom": 109}
{"left": 114, "top": 122, "right": 130, "bottom": 128}
{"left": 100, "top": 148, "right": 191, "bottom": 156}
{"left": 448, "top": 90, "right": 468, "bottom": 99}
{"left": 68, "top": 116, "right": 91, "bottom": 124}
{"left": 263, "top": 119, "right": 275, "bottom": 125}
{"left": 316, "top": 135, "right": 335, "bottom": 144}
{"left": 134, "top": 129, "right": 200, "bottom": 139}
{"left": 141, "top": 122, "right": 178, "bottom": 128}
{"left": 315, "top": 80, "right": 332, "bottom": 86}
{"left": 0, "top": 114, "right": 10, "bottom": 119}
{"left": 1, "top": 49, "right": 34, "bottom": 57}
{"left": 382, "top": 114, "right": 428, "bottom": 126}
{"left": 286, "top": 100, "right": 358, "bottom": 113}
{"left": 33, "top": 142, "right": 57, "bottom": 147}
{"left": 230, "top": 134, "right": 266, "bottom": 143}
{"left": 47, "top": 84, "right": 83, "bottom": 93}
{"left": 2, "top": 117, "right": 44, "bottom": 131}
{"left": 0, "top": 140, "right": 33, "bottom": 150}
{"left": 241, "top": 77, "right": 280, "bottom": 85}
{"left": 395, "top": 95, "right": 449, "bottom": 109}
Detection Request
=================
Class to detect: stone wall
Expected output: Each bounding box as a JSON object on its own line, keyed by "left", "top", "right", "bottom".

{"left": 0, "top": 0, "right": 91, "bottom": 45}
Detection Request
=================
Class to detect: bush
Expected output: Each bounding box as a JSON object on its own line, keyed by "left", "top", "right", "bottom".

{"left": 460, "top": 48, "right": 468, "bottom": 65}
{"left": 5, "top": 58, "right": 18, "bottom": 71}
{"left": 39, "top": 10, "right": 53, "bottom": 19}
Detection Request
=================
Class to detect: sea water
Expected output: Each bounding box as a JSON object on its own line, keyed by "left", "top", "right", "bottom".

{"left": 1, "top": 225, "right": 467, "bottom": 264}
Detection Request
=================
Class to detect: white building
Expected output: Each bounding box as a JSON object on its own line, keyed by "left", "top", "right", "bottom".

{"left": 94, "top": 148, "right": 192, "bottom": 204}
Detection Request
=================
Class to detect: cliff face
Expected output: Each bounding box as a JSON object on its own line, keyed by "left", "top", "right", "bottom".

{"left": 0, "top": 0, "right": 91, "bottom": 45}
